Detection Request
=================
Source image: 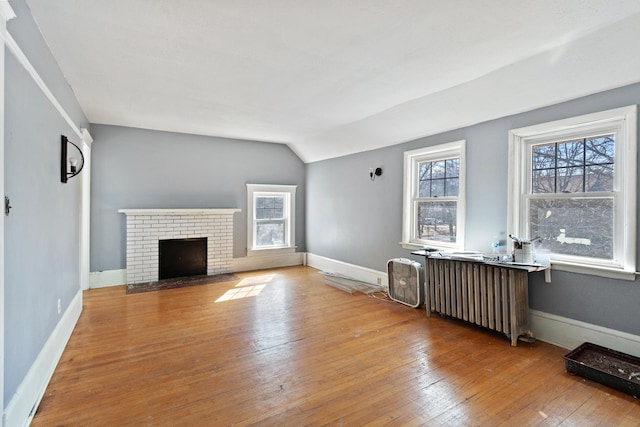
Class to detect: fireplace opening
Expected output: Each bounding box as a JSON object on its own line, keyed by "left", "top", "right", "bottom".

{"left": 159, "top": 237, "right": 207, "bottom": 280}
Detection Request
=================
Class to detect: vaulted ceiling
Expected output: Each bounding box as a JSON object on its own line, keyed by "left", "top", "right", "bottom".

{"left": 25, "top": 0, "right": 640, "bottom": 162}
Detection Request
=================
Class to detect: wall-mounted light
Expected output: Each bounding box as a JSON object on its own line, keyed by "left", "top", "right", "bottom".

{"left": 61, "top": 135, "right": 85, "bottom": 183}
{"left": 369, "top": 167, "right": 382, "bottom": 181}
{"left": 4, "top": 196, "right": 12, "bottom": 216}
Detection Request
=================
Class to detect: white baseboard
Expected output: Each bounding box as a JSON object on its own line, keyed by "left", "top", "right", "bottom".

{"left": 305, "top": 253, "right": 388, "bottom": 288}
{"left": 89, "top": 254, "right": 308, "bottom": 288}
{"left": 529, "top": 309, "right": 640, "bottom": 355}
{"left": 89, "top": 269, "right": 126, "bottom": 288}
{"left": 232, "top": 252, "right": 305, "bottom": 272}
{"left": 4, "top": 290, "right": 83, "bottom": 427}
{"left": 305, "top": 254, "right": 640, "bottom": 355}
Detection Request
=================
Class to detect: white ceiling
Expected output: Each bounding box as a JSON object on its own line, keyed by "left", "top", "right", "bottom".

{"left": 24, "top": 0, "right": 640, "bottom": 163}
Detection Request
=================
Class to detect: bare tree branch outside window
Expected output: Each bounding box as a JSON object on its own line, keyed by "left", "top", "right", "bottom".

{"left": 529, "top": 134, "right": 615, "bottom": 259}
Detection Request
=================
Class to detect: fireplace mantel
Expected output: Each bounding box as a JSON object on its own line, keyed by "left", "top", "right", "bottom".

{"left": 118, "top": 208, "right": 240, "bottom": 215}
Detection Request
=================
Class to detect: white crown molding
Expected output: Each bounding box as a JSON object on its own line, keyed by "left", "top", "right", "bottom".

{"left": 5, "top": 32, "right": 84, "bottom": 141}
{"left": 118, "top": 208, "right": 241, "bottom": 216}
{"left": 80, "top": 127, "right": 93, "bottom": 146}
{"left": 0, "top": 1, "right": 15, "bottom": 22}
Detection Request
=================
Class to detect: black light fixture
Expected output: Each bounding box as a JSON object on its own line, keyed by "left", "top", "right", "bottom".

{"left": 61, "top": 135, "right": 84, "bottom": 183}
{"left": 369, "top": 167, "right": 382, "bottom": 181}
{"left": 4, "top": 196, "right": 11, "bottom": 216}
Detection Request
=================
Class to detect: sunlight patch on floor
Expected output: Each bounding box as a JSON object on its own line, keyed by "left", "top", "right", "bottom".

{"left": 236, "top": 274, "right": 275, "bottom": 286}
{"left": 215, "top": 274, "right": 275, "bottom": 302}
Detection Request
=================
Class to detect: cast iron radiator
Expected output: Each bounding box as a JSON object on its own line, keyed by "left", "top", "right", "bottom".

{"left": 424, "top": 256, "right": 534, "bottom": 346}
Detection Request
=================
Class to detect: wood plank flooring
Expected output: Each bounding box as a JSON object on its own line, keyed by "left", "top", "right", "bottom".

{"left": 31, "top": 266, "right": 639, "bottom": 426}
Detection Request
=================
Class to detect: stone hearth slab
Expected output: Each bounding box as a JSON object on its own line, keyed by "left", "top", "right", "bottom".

{"left": 126, "top": 273, "right": 239, "bottom": 294}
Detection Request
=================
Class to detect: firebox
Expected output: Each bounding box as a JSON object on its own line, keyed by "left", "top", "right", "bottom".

{"left": 159, "top": 237, "right": 207, "bottom": 280}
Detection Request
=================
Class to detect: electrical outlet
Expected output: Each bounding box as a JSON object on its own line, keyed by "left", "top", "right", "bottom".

{"left": 377, "top": 277, "right": 382, "bottom": 285}
{"left": 57, "top": 298, "right": 61, "bottom": 315}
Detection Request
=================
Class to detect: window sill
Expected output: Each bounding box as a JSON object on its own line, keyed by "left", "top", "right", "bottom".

{"left": 547, "top": 261, "right": 636, "bottom": 281}
{"left": 400, "top": 242, "right": 460, "bottom": 251}
{"left": 247, "top": 247, "right": 297, "bottom": 257}
{"left": 401, "top": 243, "right": 636, "bottom": 281}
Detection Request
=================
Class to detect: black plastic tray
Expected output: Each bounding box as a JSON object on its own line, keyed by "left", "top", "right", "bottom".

{"left": 564, "top": 342, "right": 640, "bottom": 397}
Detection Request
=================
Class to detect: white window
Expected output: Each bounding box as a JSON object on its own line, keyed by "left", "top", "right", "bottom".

{"left": 402, "top": 140, "right": 466, "bottom": 250}
{"left": 508, "top": 106, "right": 637, "bottom": 279}
{"left": 247, "top": 184, "right": 296, "bottom": 254}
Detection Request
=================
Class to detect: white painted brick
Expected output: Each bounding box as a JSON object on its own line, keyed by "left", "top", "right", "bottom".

{"left": 123, "top": 211, "right": 236, "bottom": 284}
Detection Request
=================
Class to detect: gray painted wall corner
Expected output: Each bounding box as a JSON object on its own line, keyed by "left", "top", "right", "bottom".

{"left": 306, "top": 82, "right": 640, "bottom": 337}
{"left": 89, "top": 125, "right": 306, "bottom": 272}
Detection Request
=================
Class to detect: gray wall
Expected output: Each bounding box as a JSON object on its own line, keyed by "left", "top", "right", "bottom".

{"left": 4, "top": 0, "right": 89, "bottom": 406}
{"left": 90, "top": 125, "right": 306, "bottom": 272}
{"left": 306, "top": 82, "right": 640, "bottom": 337}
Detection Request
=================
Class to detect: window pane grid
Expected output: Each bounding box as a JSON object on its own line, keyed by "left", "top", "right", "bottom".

{"left": 531, "top": 135, "right": 614, "bottom": 194}
{"left": 248, "top": 186, "right": 294, "bottom": 250}
{"left": 255, "top": 196, "right": 285, "bottom": 220}
{"left": 510, "top": 106, "right": 636, "bottom": 275}
{"left": 418, "top": 158, "right": 460, "bottom": 198}
{"left": 404, "top": 140, "right": 465, "bottom": 249}
{"left": 415, "top": 157, "right": 459, "bottom": 243}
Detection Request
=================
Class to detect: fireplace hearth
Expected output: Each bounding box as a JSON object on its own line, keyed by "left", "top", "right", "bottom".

{"left": 125, "top": 272, "right": 239, "bottom": 294}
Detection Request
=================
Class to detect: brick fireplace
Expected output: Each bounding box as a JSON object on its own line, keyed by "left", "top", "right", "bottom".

{"left": 119, "top": 209, "right": 240, "bottom": 285}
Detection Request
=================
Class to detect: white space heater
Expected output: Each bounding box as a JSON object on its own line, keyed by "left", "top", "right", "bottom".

{"left": 386, "top": 258, "right": 424, "bottom": 308}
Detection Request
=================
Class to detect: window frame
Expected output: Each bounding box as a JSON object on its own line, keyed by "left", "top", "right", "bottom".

{"left": 508, "top": 105, "right": 637, "bottom": 279}
{"left": 246, "top": 184, "right": 297, "bottom": 255}
{"left": 402, "top": 140, "right": 466, "bottom": 250}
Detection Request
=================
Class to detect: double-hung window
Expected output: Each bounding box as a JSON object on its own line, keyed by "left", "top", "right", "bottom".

{"left": 402, "top": 140, "right": 466, "bottom": 250}
{"left": 247, "top": 184, "right": 296, "bottom": 254}
{"left": 508, "top": 106, "right": 637, "bottom": 279}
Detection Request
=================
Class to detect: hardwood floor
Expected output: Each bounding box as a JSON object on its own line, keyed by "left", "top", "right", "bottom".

{"left": 32, "top": 266, "right": 639, "bottom": 426}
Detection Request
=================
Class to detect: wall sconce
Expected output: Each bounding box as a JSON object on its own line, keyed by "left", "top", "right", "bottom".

{"left": 4, "top": 196, "right": 12, "bottom": 216}
{"left": 369, "top": 167, "right": 382, "bottom": 181}
{"left": 61, "top": 135, "right": 85, "bottom": 183}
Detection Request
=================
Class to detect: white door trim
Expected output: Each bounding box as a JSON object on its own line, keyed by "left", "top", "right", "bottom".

{"left": 1, "top": 3, "right": 17, "bottom": 424}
